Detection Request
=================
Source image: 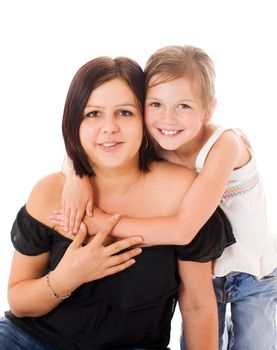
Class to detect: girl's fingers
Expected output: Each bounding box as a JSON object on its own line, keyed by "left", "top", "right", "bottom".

{"left": 52, "top": 209, "right": 63, "bottom": 216}
{"left": 68, "top": 209, "right": 77, "bottom": 234}
{"left": 50, "top": 211, "right": 65, "bottom": 227}
{"left": 89, "top": 214, "right": 121, "bottom": 247}
{"left": 73, "top": 209, "right": 85, "bottom": 234}
{"left": 70, "top": 222, "right": 87, "bottom": 248}
{"left": 86, "top": 197, "right": 93, "bottom": 217}
{"left": 63, "top": 207, "right": 71, "bottom": 232}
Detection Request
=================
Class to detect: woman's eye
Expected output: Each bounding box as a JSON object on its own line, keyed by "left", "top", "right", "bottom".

{"left": 150, "top": 102, "right": 161, "bottom": 108}
{"left": 86, "top": 111, "right": 100, "bottom": 118}
{"left": 177, "top": 103, "right": 190, "bottom": 109}
{"left": 118, "top": 110, "right": 132, "bottom": 117}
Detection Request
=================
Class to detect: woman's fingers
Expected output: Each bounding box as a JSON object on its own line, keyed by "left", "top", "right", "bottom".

{"left": 103, "top": 259, "right": 136, "bottom": 277}
{"left": 108, "top": 247, "right": 142, "bottom": 266}
{"left": 105, "top": 236, "right": 143, "bottom": 256}
{"left": 89, "top": 214, "right": 121, "bottom": 247}
{"left": 70, "top": 222, "right": 88, "bottom": 248}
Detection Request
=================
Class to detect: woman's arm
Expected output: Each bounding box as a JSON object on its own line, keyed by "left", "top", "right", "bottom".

{"left": 8, "top": 174, "right": 143, "bottom": 318}
{"left": 8, "top": 218, "right": 143, "bottom": 318}
{"left": 178, "top": 260, "right": 218, "bottom": 350}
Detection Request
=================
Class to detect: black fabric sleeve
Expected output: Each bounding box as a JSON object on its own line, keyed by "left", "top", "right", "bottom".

{"left": 11, "top": 206, "right": 53, "bottom": 256}
{"left": 176, "top": 207, "right": 235, "bottom": 262}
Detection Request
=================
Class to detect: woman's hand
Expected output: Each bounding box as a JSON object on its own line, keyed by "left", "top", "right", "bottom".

{"left": 62, "top": 172, "right": 93, "bottom": 234}
{"left": 50, "top": 216, "right": 143, "bottom": 295}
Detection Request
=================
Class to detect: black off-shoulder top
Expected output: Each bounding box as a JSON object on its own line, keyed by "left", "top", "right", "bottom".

{"left": 6, "top": 206, "right": 235, "bottom": 350}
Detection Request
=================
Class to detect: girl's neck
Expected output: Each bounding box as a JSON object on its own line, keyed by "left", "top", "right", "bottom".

{"left": 162, "top": 123, "right": 215, "bottom": 168}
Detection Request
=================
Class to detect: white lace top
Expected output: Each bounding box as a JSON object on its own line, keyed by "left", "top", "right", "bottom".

{"left": 195, "top": 126, "right": 277, "bottom": 278}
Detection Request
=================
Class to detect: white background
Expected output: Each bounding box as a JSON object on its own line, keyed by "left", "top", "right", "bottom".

{"left": 0, "top": 1, "right": 276, "bottom": 348}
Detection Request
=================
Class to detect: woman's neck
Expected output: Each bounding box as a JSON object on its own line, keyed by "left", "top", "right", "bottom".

{"left": 92, "top": 165, "right": 144, "bottom": 198}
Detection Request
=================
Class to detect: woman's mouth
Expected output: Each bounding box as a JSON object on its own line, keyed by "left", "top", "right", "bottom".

{"left": 98, "top": 141, "right": 123, "bottom": 152}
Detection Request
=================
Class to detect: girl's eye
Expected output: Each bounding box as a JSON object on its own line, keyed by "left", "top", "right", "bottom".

{"left": 150, "top": 102, "right": 161, "bottom": 108}
{"left": 86, "top": 111, "right": 101, "bottom": 118}
{"left": 117, "top": 110, "right": 133, "bottom": 117}
{"left": 177, "top": 103, "right": 190, "bottom": 109}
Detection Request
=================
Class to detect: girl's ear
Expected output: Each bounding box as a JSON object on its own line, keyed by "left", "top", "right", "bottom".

{"left": 203, "top": 98, "right": 217, "bottom": 123}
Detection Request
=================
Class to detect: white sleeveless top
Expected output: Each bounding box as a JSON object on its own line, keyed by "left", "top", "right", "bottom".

{"left": 195, "top": 126, "right": 277, "bottom": 278}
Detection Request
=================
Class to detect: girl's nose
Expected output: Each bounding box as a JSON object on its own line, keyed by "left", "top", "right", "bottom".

{"left": 161, "top": 107, "right": 176, "bottom": 124}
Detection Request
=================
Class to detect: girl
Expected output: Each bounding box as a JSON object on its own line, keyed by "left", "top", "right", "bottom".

{"left": 58, "top": 46, "right": 277, "bottom": 350}
{"left": 0, "top": 56, "right": 233, "bottom": 350}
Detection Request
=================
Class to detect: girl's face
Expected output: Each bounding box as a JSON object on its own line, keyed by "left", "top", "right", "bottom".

{"left": 145, "top": 76, "right": 212, "bottom": 151}
{"left": 79, "top": 78, "right": 143, "bottom": 172}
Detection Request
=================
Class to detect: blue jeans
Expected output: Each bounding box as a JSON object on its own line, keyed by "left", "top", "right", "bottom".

{"left": 0, "top": 317, "right": 56, "bottom": 349}
{"left": 181, "top": 269, "right": 277, "bottom": 350}
{"left": 0, "top": 316, "right": 165, "bottom": 350}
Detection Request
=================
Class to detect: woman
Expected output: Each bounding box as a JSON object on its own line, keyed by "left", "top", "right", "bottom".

{"left": 0, "top": 56, "right": 234, "bottom": 349}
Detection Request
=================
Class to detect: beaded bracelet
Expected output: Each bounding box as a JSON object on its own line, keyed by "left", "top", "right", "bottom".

{"left": 46, "top": 272, "right": 71, "bottom": 300}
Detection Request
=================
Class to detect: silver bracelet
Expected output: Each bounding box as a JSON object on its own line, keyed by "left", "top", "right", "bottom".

{"left": 46, "top": 272, "right": 71, "bottom": 300}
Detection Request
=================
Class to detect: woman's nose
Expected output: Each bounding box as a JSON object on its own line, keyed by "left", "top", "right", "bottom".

{"left": 101, "top": 116, "right": 119, "bottom": 134}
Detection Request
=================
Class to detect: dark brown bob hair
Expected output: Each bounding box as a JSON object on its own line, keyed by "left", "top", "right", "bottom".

{"left": 62, "top": 56, "right": 156, "bottom": 177}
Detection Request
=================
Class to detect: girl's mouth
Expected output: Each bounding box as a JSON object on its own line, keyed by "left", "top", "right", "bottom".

{"left": 158, "top": 128, "right": 183, "bottom": 136}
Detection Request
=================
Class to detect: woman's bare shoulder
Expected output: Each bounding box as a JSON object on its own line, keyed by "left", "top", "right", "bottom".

{"left": 26, "top": 172, "right": 65, "bottom": 227}
{"left": 149, "top": 160, "right": 196, "bottom": 182}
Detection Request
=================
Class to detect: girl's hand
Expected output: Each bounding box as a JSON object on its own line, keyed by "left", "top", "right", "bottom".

{"left": 51, "top": 207, "right": 111, "bottom": 236}
{"left": 51, "top": 216, "right": 143, "bottom": 294}
{"left": 62, "top": 173, "right": 93, "bottom": 234}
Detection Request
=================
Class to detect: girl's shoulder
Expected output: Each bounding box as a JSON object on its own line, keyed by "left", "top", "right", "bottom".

{"left": 26, "top": 172, "right": 65, "bottom": 229}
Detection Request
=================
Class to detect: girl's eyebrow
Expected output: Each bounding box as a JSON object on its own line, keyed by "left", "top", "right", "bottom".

{"left": 145, "top": 96, "right": 162, "bottom": 101}
{"left": 146, "top": 97, "right": 196, "bottom": 103}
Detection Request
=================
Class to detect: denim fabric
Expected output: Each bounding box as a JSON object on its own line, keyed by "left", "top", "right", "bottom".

{"left": 181, "top": 269, "right": 277, "bottom": 350}
{"left": 0, "top": 316, "right": 56, "bottom": 349}
{"left": 214, "top": 268, "right": 277, "bottom": 350}
{"left": 0, "top": 317, "right": 168, "bottom": 350}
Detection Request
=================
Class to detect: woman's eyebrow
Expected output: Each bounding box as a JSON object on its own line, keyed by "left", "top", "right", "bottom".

{"left": 85, "top": 103, "right": 137, "bottom": 109}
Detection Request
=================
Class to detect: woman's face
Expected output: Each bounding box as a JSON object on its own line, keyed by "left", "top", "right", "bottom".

{"left": 79, "top": 78, "right": 143, "bottom": 172}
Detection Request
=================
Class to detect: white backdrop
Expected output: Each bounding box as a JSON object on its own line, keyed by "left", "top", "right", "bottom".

{"left": 0, "top": 1, "right": 276, "bottom": 348}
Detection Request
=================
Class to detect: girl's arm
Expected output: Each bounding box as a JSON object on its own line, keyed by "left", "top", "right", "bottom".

{"left": 178, "top": 260, "right": 218, "bottom": 350}
{"left": 62, "top": 155, "right": 93, "bottom": 233}
{"left": 86, "top": 130, "right": 242, "bottom": 245}
{"left": 60, "top": 131, "right": 243, "bottom": 245}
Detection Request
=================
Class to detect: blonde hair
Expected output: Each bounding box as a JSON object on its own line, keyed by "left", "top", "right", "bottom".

{"left": 145, "top": 45, "right": 216, "bottom": 107}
